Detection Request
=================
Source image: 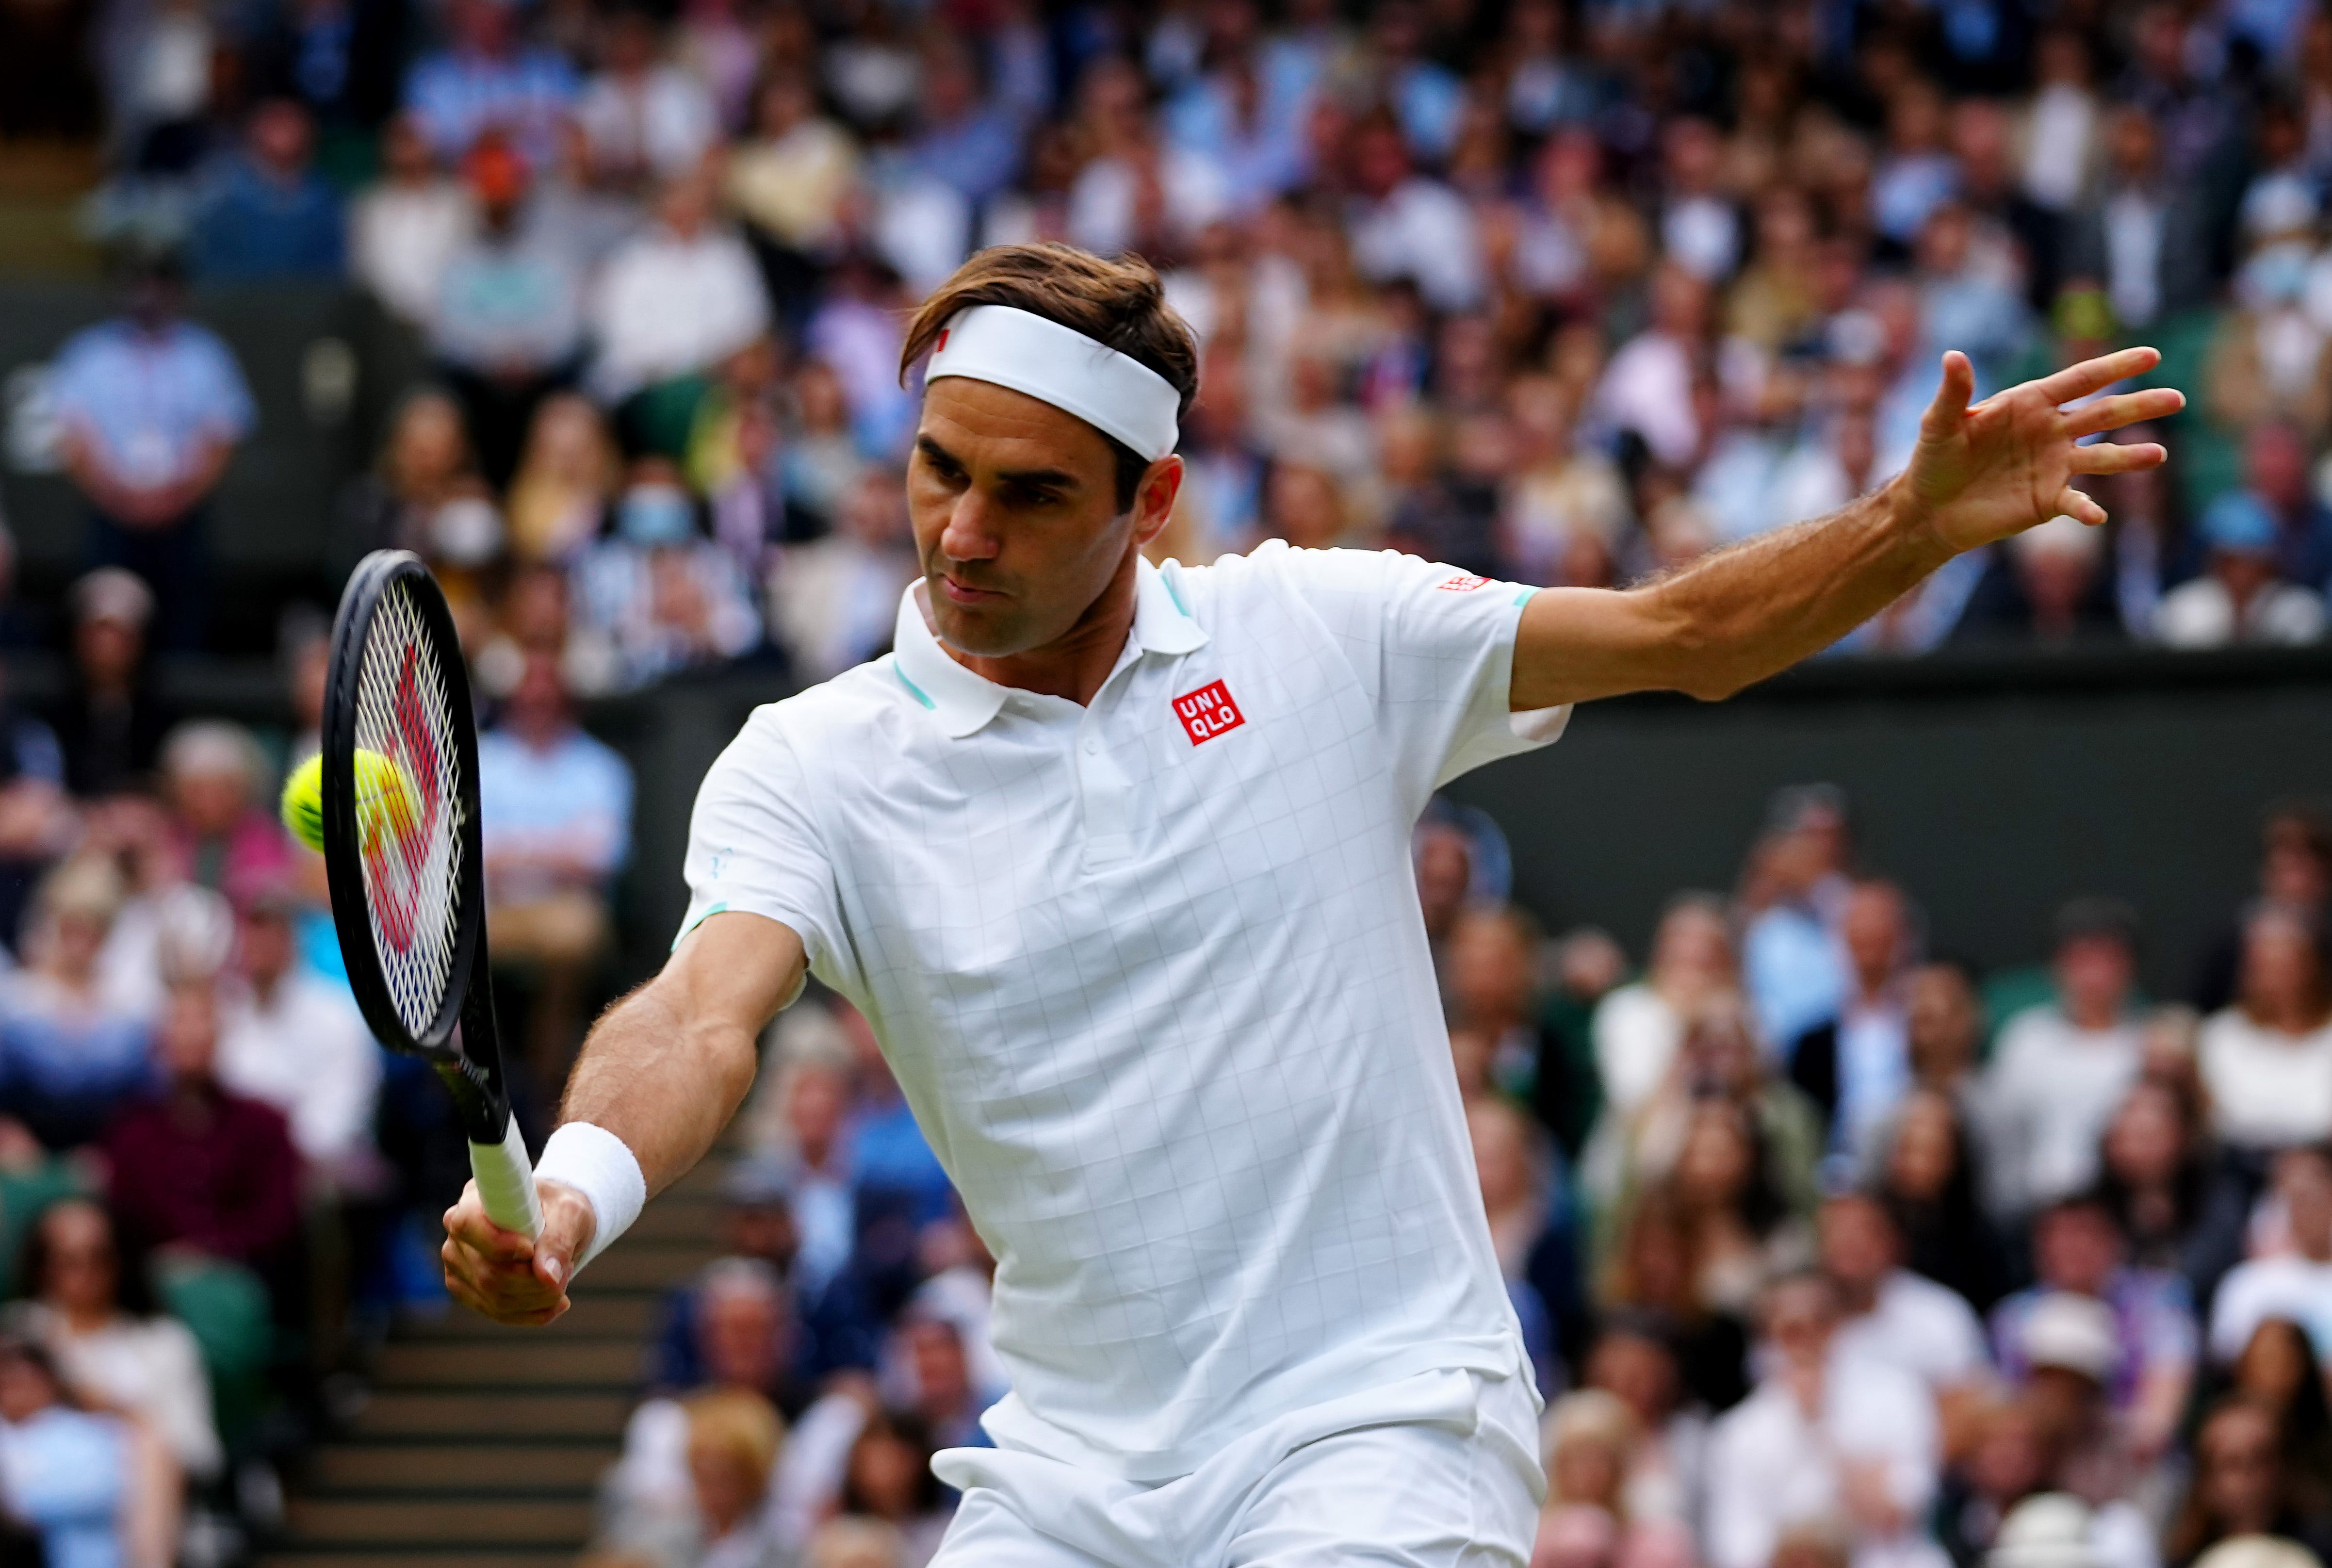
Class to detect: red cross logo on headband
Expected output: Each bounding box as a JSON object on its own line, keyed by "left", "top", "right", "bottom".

{"left": 936, "top": 329, "right": 950, "bottom": 354}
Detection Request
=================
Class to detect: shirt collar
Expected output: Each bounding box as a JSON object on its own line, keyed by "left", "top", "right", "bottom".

{"left": 890, "top": 557, "right": 1208, "bottom": 739}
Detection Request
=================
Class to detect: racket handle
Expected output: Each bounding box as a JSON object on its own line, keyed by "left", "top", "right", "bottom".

{"left": 470, "top": 1117, "right": 543, "bottom": 1241}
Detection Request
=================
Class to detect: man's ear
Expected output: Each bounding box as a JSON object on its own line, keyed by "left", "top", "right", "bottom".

{"left": 1129, "top": 455, "right": 1185, "bottom": 550}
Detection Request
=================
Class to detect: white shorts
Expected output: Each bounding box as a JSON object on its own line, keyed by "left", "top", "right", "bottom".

{"left": 928, "top": 1370, "right": 1545, "bottom": 1568}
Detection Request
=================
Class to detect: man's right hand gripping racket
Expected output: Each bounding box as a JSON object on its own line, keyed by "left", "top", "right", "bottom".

{"left": 320, "top": 550, "right": 541, "bottom": 1241}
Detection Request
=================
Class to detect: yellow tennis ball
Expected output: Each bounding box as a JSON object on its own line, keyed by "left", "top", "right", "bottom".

{"left": 281, "top": 754, "right": 326, "bottom": 853}
{"left": 279, "top": 750, "right": 420, "bottom": 855}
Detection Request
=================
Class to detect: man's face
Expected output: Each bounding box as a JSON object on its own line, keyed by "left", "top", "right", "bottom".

{"left": 2036, "top": 1205, "right": 2121, "bottom": 1294}
{"left": 2055, "top": 934, "right": 2133, "bottom": 1019}
{"left": 908, "top": 378, "right": 1161, "bottom": 661}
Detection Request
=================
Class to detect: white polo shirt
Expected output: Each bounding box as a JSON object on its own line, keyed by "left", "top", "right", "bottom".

{"left": 678, "top": 542, "right": 1568, "bottom": 1479}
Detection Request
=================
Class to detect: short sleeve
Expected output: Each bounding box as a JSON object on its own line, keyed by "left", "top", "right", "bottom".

{"left": 1256, "top": 545, "right": 1567, "bottom": 815}
{"left": 675, "top": 709, "right": 844, "bottom": 986}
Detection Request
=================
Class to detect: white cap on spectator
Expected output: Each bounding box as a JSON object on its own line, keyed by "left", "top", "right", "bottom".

{"left": 72, "top": 567, "right": 153, "bottom": 629}
{"left": 1989, "top": 1494, "right": 2102, "bottom": 1568}
{"left": 2019, "top": 1292, "right": 2121, "bottom": 1383}
{"left": 2192, "top": 1538, "right": 2327, "bottom": 1568}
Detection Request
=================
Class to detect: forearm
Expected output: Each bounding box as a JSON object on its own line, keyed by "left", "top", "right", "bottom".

{"left": 558, "top": 975, "right": 761, "bottom": 1197}
{"left": 1641, "top": 479, "right": 1953, "bottom": 700}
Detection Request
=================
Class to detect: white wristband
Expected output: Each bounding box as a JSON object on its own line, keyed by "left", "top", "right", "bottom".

{"left": 534, "top": 1122, "right": 647, "bottom": 1272}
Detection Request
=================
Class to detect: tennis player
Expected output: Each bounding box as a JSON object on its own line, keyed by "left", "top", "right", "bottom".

{"left": 444, "top": 243, "right": 2183, "bottom": 1564}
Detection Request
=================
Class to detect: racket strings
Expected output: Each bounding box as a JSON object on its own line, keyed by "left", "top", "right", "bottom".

{"left": 351, "top": 581, "right": 465, "bottom": 1038}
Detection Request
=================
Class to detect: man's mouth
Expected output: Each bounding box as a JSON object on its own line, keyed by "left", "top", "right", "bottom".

{"left": 938, "top": 573, "right": 1004, "bottom": 604}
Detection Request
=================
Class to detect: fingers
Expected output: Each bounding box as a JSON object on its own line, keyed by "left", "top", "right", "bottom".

{"left": 441, "top": 1180, "right": 570, "bottom": 1326}
{"left": 1920, "top": 351, "right": 1976, "bottom": 436}
{"left": 2062, "top": 387, "right": 2187, "bottom": 437}
{"left": 2033, "top": 345, "right": 2162, "bottom": 406}
{"left": 2052, "top": 487, "right": 2109, "bottom": 526}
{"left": 2066, "top": 441, "right": 2169, "bottom": 476}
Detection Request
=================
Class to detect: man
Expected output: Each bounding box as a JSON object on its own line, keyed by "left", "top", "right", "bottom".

{"left": 46, "top": 254, "right": 255, "bottom": 652}
{"left": 1990, "top": 1192, "right": 2195, "bottom": 1466}
{"left": 215, "top": 886, "right": 379, "bottom": 1185}
{"left": 445, "top": 243, "right": 2180, "bottom": 1563}
{"left": 1742, "top": 784, "right": 1854, "bottom": 1052}
{"left": 2155, "top": 490, "right": 2327, "bottom": 648}
{"left": 189, "top": 99, "right": 344, "bottom": 282}
{"left": 1978, "top": 899, "right": 2146, "bottom": 1221}
{"left": 1790, "top": 879, "right": 1917, "bottom": 1164}
{"left": 1819, "top": 1190, "right": 1989, "bottom": 1405}
{"left": 1705, "top": 1271, "right": 1942, "bottom": 1568}
{"left": 476, "top": 652, "right": 632, "bottom": 1082}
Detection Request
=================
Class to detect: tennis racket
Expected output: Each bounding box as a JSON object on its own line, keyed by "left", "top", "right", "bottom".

{"left": 320, "top": 550, "right": 540, "bottom": 1240}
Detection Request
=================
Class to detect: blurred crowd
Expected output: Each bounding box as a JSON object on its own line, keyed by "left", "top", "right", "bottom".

{"left": 0, "top": 555, "right": 639, "bottom": 1566}
{"left": 26, "top": 0, "right": 2332, "bottom": 667}
{"left": 570, "top": 780, "right": 2332, "bottom": 1568}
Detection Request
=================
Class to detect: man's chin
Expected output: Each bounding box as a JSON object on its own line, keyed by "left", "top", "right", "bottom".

{"left": 929, "top": 599, "right": 1028, "bottom": 660}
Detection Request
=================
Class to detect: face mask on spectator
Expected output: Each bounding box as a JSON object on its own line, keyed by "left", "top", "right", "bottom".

{"left": 619, "top": 485, "right": 695, "bottom": 547}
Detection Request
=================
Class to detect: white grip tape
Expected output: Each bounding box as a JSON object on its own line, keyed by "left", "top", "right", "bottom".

{"left": 533, "top": 1122, "right": 647, "bottom": 1271}
{"left": 469, "top": 1117, "right": 542, "bottom": 1240}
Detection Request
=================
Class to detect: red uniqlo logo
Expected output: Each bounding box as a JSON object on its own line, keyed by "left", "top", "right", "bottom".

{"left": 1173, "top": 680, "right": 1245, "bottom": 745}
{"left": 1438, "top": 574, "right": 1489, "bottom": 592}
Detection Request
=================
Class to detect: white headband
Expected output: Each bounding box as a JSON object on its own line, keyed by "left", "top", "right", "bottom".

{"left": 924, "top": 305, "right": 1181, "bottom": 461}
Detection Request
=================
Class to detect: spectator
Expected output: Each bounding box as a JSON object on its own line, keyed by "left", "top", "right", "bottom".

{"left": 2214, "top": 1318, "right": 2332, "bottom": 1523}
{"left": 505, "top": 394, "right": 619, "bottom": 566}
{"left": 1790, "top": 880, "right": 1919, "bottom": 1163}
{"left": 1991, "top": 1195, "right": 2197, "bottom": 1465}
{"left": 332, "top": 389, "right": 498, "bottom": 581}
{"left": 765, "top": 468, "right": 915, "bottom": 683}
{"left": 0, "top": 1333, "right": 164, "bottom": 1568}
{"left": 102, "top": 978, "right": 302, "bottom": 1276}
{"left": 1819, "top": 1190, "right": 1990, "bottom": 1406}
{"left": 1590, "top": 894, "right": 1737, "bottom": 1135}
{"left": 1704, "top": 1271, "right": 1941, "bottom": 1568}
{"left": 2207, "top": 1145, "right": 2332, "bottom": 1379}
{"left": 1343, "top": 110, "right": 1482, "bottom": 315}
{"left": 1979, "top": 899, "right": 2145, "bottom": 1222}
{"left": 476, "top": 652, "right": 632, "bottom": 1080}
{"left": 0, "top": 858, "right": 156, "bottom": 1150}
{"left": 349, "top": 113, "right": 477, "bottom": 328}
{"left": 1870, "top": 1088, "right": 2015, "bottom": 1314}
{"left": 157, "top": 721, "right": 293, "bottom": 909}
{"left": 2195, "top": 805, "right": 2332, "bottom": 1017}
{"left": 2156, "top": 494, "right": 2326, "bottom": 649}
{"left": 1905, "top": 961, "right": 1987, "bottom": 1097}
{"left": 2165, "top": 1401, "right": 2332, "bottom": 1568}
{"left": 12, "top": 1198, "right": 220, "bottom": 1483}
{"left": 2198, "top": 912, "right": 2332, "bottom": 1153}
{"left": 1468, "top": 1096, "right": 1566, "bottom": 1396}
{"left": 2097, "top": 1080, "right": 2247, "bottom": 1300}
{"left": 401, "top": 0, "right": 578, "bottom": 168}
{"left": 188, "top": 100, "right": 344, "bottom": 283}
{"left": 570, "top": 461, "right": 760, "bottom": 691}
{"left": 1740, "top": 787, "right": 1854, "bottom": 1054}
{"left": 599, "top": 1383, "right": 788, "bottom": 1567}
{"left": 726, "top": 72, "right": 861, "bottom": 314}
{"left": 587, "top": 167, "right": 771, "bottom": 428}
{"left": 427, "top": 134, "right": 586, "bottom": 490}
{"left": 834, "top": 1415, "right": 948, "bottom": 1562}
{"left": 576, "top": 5, "right": 718, "bottom": 193}
{"left": 1536, "top": 1388, "right": 1695, "bottom": 1561}
{"left": 215, "top": 886, "right": 379, "bottom": 1183}
{"left": 46, "top": 253, "right": 255, "bottom": 652}
{"left": 1581, "top": 1320, "right": 1708, "bottom": 1533}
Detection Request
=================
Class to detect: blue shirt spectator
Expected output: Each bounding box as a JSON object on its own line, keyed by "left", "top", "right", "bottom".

{"left": 47, "top": 314, "right": 254, "bottom": 509}
{"left": 477, "top": 659, "right": 634, "bottom": 903}
{"left": 909, "top": 42, "right": 1024, "bottom": 208}
{"left": 190, "top": 101, "right": 345, "bottom": 282}
{"left": 0, "top": 858, "right": 157, "bottom": 1151}
{"left": 402, "top": 0, "right": 580, "bottom": 169}
{"left": 0, "top": 1340, "right": 131, "bottom": 1568}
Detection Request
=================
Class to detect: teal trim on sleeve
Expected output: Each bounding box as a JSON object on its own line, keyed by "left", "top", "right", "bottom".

{"left": 671, "top": 901, "right": 731, "bottom": 950}
{"left": 1163, "top": 572, "right": 1190, "bottom": 616}
{"left": 1513, "top": 587, "right": 1537, "bottom": 607}
{"left": 894, "top": 665, "right": 937, "bottom": 709}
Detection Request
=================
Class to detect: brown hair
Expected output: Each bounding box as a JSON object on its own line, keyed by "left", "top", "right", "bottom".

{"left": 899, "top": 243, "right": 1200, "bottom": 510}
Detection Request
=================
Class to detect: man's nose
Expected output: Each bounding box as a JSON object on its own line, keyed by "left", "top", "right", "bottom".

{"left": 939, "top": 492, "right": 1001, "bottom": 563}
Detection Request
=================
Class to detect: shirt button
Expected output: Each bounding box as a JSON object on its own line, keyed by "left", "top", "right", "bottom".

{"left": 1082, "top": 738, "right": 1099, "bottom": 755}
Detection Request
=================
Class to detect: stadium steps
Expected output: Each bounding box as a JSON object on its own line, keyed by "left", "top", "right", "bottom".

{"left": 257, "top": 1161, "right": 727, "bottom": 1564}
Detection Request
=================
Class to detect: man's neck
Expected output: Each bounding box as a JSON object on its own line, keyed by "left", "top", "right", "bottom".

{"left": 942, "top": 549, "right": 1142, "bottom": 707}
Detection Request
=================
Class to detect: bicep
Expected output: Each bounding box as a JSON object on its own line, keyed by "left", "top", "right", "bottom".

{"left": 1510, "top": 585, "right": 1691, "bottom": 709}
{"left": 661, "top": 910, "right": 810, "bottom": 1039}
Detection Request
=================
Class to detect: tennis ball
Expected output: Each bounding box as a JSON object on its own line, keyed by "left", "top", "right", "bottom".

{"left": 279, "top": 750, "right": 419, "bottom": 855}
